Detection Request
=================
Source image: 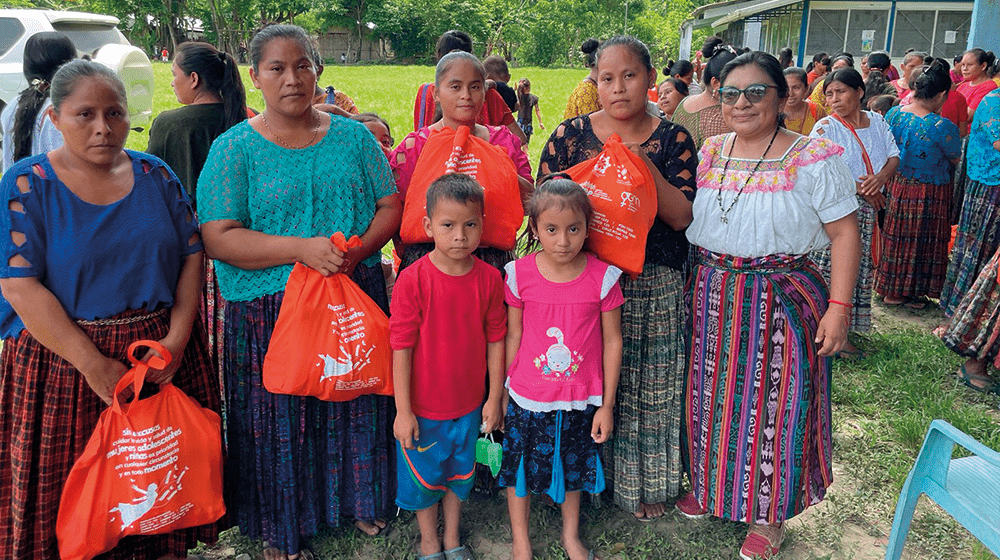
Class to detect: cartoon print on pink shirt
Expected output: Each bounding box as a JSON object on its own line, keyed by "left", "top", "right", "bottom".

{"left": 533, "top": 327, "right": 582, "bottom": 378}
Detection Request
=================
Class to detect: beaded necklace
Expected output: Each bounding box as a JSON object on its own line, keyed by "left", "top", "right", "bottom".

{"left": 716, "top": 128, "right": 780, "bottom": 224}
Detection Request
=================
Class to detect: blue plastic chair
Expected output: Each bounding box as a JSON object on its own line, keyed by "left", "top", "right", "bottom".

{"left": 884, "top": 419, "right": 1000, "bottom": 559}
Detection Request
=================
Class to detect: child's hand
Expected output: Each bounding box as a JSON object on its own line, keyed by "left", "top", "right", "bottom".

{"left": 499, "top": 391, "right": 510, "bottom": 432}
{"left": 394, "top": 411, "right": 419, "bottom": 449}
{"left": 481, "top": 397, "right": 503, "bottom": 433}
{"left": 591, "top": 406, "right": 614, "bottom": 444}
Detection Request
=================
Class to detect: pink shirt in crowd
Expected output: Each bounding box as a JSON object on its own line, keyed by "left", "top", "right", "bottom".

{"left": 504, "top": 253, "right": 624, "bottom": 412}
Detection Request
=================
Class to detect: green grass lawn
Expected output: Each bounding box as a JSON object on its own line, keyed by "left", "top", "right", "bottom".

{"left": 129, "top": 61, "right": 585, "bottom": 171}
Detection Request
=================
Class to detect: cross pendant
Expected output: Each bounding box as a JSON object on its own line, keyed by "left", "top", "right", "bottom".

{"left": 721, "top": 216, "right": 728, "bottom": 225}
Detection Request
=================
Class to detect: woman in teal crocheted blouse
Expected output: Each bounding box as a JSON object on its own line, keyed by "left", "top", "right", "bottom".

{"left": 196, "top": 25, "right": 402, "bottom": 560}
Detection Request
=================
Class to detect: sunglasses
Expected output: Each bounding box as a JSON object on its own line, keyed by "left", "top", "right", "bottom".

{"left": 718, "top": 84, "right": 777, "bottom": 105}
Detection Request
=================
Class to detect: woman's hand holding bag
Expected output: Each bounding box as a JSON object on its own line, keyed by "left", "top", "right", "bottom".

{"left": 262, "top": 233, "right": 394, "bottom": 401}
{"left": 56, "top": 341, "right": 225, "bottom": 560}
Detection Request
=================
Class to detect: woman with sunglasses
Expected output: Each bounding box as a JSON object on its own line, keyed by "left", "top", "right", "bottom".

{"left": 809, "top": 68, "right": 899, "bottom": 358}
{"left": 682, "top": 51, "right": 860, "bottom": 560}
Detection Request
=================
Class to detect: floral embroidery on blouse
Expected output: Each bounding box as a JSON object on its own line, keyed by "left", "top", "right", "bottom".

{"left": 697, "top": 135, "right": 845, "bottom": 193}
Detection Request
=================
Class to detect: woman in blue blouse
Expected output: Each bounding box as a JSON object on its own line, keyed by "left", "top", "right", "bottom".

{"left": 876, "top": 60, "right": 961, "bottom": 308}
{"left": 0, "top": 60, "right": 221, "bottom": 559}
{"left": 941, "top": 86, "right": 1000, "bottom": 317}
{"left": 196, "top": 25, "right": 402, "bottom": 560}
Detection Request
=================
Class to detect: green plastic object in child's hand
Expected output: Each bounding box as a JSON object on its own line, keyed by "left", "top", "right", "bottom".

{"left": 475, "top": 433, "right": 503, "bottom": 477}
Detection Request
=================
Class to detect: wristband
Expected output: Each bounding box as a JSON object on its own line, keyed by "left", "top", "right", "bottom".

{"left": 828, "top": 299, "right": 853, "bottom": 308}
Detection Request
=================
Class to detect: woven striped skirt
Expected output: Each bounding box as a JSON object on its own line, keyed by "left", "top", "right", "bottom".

{"left": 812, "top": 195, "right": 874, "bottom": 332}
{"left": 686, "top": 251, "right": 833, "bottom": 524}
{"left": 939, "top": 245, "right": 1000, "bottom": 367}
{"left": 940, "top": 178, "right": 1000, "bottom": 315}
{"left": 222, "top": 263, "right": 395, "bottom": 556}
{"left": 875, "top": 175, "right": 952, "bottom": 299}
{"left": 0, "top": 309, "right": 223, "bottom": 560}
{"left": 603, "top": 263, "right": 687, "bottom": 513}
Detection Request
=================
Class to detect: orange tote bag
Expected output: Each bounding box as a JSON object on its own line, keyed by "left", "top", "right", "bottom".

{"left": 400, "top": 125, "right": 523, "bottom": 251}
{"left": 263, "top": 233, "right": 393, "bottom": 401}
{"left": 56, "top": 341, "right": 225, "bottom": 560}
{"left": 563, "top": 133, "right": 658, "bottom": 277}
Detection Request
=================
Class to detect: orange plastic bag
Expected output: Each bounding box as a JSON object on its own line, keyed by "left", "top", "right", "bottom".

{"left": 563, "top": 133, "right": 658, "bottom": 277}
{"left": 56, "top": 341, "right": 225, "bottom": 560}
{"left": 263, "top": 233, "right": 393, "bottom": 401}
{"left": 400, "top": 125, "right": 523, "bottom": 251}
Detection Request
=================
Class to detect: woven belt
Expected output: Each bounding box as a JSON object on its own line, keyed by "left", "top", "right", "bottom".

{"left": 76, "top": 308, "right": 168, "bottom": 326}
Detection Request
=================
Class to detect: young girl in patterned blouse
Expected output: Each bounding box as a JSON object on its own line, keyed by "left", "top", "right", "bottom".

{"left": 499, "top": 178, "right": 623, "bottom": 560}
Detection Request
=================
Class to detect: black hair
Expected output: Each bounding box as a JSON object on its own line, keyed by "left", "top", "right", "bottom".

{"left": 351, "top": 112, "right": 393, "bottom": 146}
{"left": 250, "top": 24, "right": 317, "bottom": 72}
{"left": 719, "top": 51, "right": 789, "bottom": 100}
{"left": 50, "top": 59, "right": 127, "bottom": 114}
{"left": 516, "top": 77, "right": 533, "bottom": 113}
{"left": 783, "top": 66, "right": 808, "bottom": 89}
{"left": 426, "top": 173, "right": 485, "bottom": 217}
{"left": 779, "top": 48, "right": 794, "bottom": 68}
{"left": 175, "top": 41, "right": 248, "bottom": 132}
{"left": 435, "top": 51, "right": 486, "bottom": 86}
{"left": 436, "top": 30, "right": 474, "bottom": 60}
{"left": 701, "top": 36, "right": 725, "bottom": 59}
{"left": 912, "top": 58, "right": 952, "bottom": 100}
{"left": 581, "top": 38, "right": 600, "bottom": 68}
{"left": 868, "top": 94, "right": 898, "bottom": 115}
{"left": 483, "top": 55, "right": 509, "bottom": 80}
{"left": 823, "top": 67, "right": 865, "bottom": 95}
{"left": 703, "top": 45, "right": 738, "bottom": 88}
{"left": 12, "top": 32, "right": 76, "bottom": 163}
{"left": 830, "top": 53, "right": 855, "bottom": 68}
{"left": 670, "top": 59, "right": 694, "bottom": 79}
{"left": 964, "top": 48, "right": 997, "bottom": 76}
{"left": 806, "top": 51, "right": 828, "bottom": 73}
{"left": 596, "top": 35, "right": 653, "bottom": 72}
{"left": 523, "top": 177, "right": 593, "bottom": 252}
{"left": 954, "top": 53, "right": 964, "bottom": 65}
{"left": 660, "top": 77, "right": 689, "bottom": 97}
{"left": 867, "top": 51, "right": 891, "bottom": 71}
{"left": 863, "top": 70, "right": 890, "bottom": 106}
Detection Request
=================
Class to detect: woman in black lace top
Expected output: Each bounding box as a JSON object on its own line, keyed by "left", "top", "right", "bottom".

{"left": 537, "top": 35, "right": 697, "bottom": 522}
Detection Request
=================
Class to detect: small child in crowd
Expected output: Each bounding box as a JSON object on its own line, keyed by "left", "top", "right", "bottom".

{"left": 516, "top": 78, "right": 545, "bottom": 144}
{"left": 484, "top": 55, "right": 518, "bottom": 112}
{"left": 499, "top": 177, "right": 623, "bottom": 560}
{"left": 352, "top": 112, "right": 395, "bottom": 155}
{"left": 869, "top": 93, "right": 898, "bottom": 116}
{"left": 390, "top": 174, "right": 506, "bottom": 560}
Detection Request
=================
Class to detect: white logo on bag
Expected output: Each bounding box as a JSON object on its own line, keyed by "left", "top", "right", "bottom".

{"left": 621, "top": 191, "right": 640, "bottom": 212}
{"left": 317, "top": 303, "right": 379, "bottom": 387}
{"left": 593, "top": 154, "right": 612, "bottom": 176}
{"left": 108, "top": 465, "right": 188, "bottom": 530}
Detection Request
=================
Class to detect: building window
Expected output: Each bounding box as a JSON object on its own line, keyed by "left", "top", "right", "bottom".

{"left": 892, "top": 11, "right": 935, "bottom": 57}
{"left": 933, "top": 11, "right": 971, "bottom": 58}
{"left": 846, "top": 9, "right": 889, "bottom": 54}
{"left": 806, "top": 9, "right": 848, "bottom": 57}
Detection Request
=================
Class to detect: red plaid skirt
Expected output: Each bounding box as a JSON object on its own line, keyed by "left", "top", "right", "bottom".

{"left": 0, "top": 309, "right": 223, "bottom": 560}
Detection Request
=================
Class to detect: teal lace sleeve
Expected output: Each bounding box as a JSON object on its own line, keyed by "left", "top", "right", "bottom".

{"left": 195, "top": 122, "right": 250, "bottom": 225}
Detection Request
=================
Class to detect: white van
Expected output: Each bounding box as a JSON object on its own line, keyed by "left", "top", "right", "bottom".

{"left": 0, "top": 9, "right": 154, "bottom": 126}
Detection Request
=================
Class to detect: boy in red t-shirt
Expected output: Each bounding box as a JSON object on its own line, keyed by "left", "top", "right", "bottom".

{"left": 390, "top": 173, "right": 506, "bottom": 560}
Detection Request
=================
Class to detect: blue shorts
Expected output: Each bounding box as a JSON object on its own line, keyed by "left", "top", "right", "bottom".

{"left": 396, "top": 408, "right": 481, "bottom": 511}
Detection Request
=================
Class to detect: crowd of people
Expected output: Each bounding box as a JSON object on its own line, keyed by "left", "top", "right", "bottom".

{"left": 0, "top": 22, "right": 998, "bottom": 560}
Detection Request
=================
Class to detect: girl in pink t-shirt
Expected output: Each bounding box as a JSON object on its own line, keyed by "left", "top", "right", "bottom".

{"left": 498, "top": 178, "right": 624, "bottom": 560}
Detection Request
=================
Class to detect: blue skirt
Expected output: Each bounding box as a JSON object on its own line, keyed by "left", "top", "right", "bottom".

{"left": 497, "top": 401, "right": 605, "bottom": 503}
{"left": 222, "top": 264, "right": 395, "bottom": 555}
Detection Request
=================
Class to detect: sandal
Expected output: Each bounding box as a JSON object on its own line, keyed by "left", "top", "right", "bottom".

{"left": 957, "top": 364, "right": 998, "bottom": 394}
{"left": 354, "top": 518, "right": 387, "bottom": 537}
{"left": 882, "top": 296, "right": 904, "bottom": 306}
{"left": 903, "top": 297, "right": 929, "bottom": 310}
{"left": 443, "top": 545, "right": 474, "bottom": 560}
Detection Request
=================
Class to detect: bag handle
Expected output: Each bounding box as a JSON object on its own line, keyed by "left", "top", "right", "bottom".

{"left": 830, "top": 113, "right": 875, "bottom": 176}
{"left": 110, "top": 340, "right": 172, "bottom": 415}
{"left": 330, "top": 232, "right": 363, "bottom": 253}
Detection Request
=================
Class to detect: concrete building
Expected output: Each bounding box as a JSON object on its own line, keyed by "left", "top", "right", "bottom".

{"left": 680, "top": 0, "right": 993, "bottom": 66}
